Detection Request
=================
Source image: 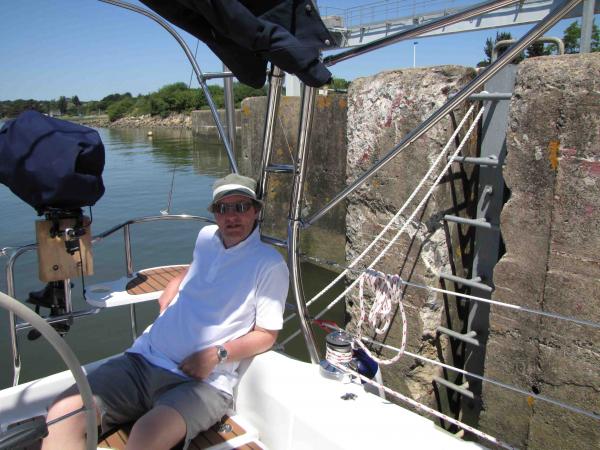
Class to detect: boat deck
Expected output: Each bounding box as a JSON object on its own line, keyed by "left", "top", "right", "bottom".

{"left": 125, "top": 265, "right": 188, "bottom": 295}
{"left": 99, "top": 415, "right": 262, "bottom": 449}
{"left": 86, "top": 265, "right": 189, "bottom": 308}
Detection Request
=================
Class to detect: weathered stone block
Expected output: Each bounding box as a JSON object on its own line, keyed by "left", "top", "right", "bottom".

{"left": 239, "top": 94, "right": 348, "bottom": 263}
{"left": 481, "top": 53, "right": 600, "bottom": 449}
{"left": 346, "top": 65, "right": 477, "bottom": 406}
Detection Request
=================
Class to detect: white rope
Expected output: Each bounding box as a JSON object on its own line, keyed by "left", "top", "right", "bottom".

{"left": 308, "top": 104, "right": 478, "bottom": 306}
{"left": 355, "top": 270, "right": 407, "bottom": 365}
{"left": 330, "top": 361, "right": 516, "bottom": 450}
{"left": 281, "top": 107, "right": 485, "bottom": 347}
{"left": 283, "top": 104, "right": 478, "bottom": 327}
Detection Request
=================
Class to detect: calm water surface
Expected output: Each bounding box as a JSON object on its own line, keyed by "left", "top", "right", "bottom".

{"left": 0, "top": 126, "right": 344, "bottom": 389}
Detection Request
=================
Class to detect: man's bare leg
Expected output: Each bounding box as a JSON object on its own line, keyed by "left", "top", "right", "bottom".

{"left": 126, "top": 405, "right": 186, "bottom": 450}
{"left": 42, "top": 389, "right": 99, "bottom": 450}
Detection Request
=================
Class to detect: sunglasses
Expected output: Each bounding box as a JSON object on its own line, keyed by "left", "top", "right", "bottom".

{"left": 212, "top": 201, "right": 255, "bottom": 215}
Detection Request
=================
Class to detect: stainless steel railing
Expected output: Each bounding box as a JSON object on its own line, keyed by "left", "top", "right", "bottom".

{"left": 5, "top": 214, "right": 214, "bottom": 386}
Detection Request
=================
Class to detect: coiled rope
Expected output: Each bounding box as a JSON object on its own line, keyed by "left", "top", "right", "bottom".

{"left": 355, "top": 270, "right": 407, "bottom": 365}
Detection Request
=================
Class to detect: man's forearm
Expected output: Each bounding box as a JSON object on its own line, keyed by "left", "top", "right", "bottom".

{"left": 158, "top": 268, "right": 188, "bottom": 313}
{"left": 178, "top": 326, "right": 279, "bottom": 380}
{"left": 222, "top": 326, "right": 278, "bottom": 363}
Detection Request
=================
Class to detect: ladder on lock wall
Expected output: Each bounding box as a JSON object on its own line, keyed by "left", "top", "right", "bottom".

{"left": 432, "top": 65, "right": 517, "bottom": 428}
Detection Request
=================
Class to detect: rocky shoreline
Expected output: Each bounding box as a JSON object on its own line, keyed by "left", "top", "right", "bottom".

{"left": 78, "top": 113, "right": 192, "bottom": 129}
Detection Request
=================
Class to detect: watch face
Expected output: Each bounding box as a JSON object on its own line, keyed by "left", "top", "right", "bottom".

{"left": 217, "top": 346, "right": 228, "bottom": 362}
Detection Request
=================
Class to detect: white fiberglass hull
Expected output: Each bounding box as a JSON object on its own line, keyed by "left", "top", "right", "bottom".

{"left": 0, "top": 350, "right": 484, "bottom": 449}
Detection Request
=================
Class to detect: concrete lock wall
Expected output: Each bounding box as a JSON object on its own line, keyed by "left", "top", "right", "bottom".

{"left": 345, "top": 65, "right": 478, "bottom": 408}
{"left": 238, "top": 94, "right": 348, "bottom": 264}
{"left": 479, "top": 53, "right": 600, "bottom": 450}
{"left": 234, "top": 54, "right": 598, "bottom": 448}
{"left": 191, "top": 109, "right": 242, "bottom": 136}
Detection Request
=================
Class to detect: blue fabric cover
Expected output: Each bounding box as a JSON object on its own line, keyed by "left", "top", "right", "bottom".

{"left": 139, "top": 0, "right": 333, "bottom": 88}
{"left": 0, "top": 110, "right": 105, "bottom": 214}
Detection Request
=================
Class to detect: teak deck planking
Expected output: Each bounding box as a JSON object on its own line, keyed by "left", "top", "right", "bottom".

{"left": 98, "top": 416, "right": 259, "bottom": 449}
{"left": 125, "top": 265, "right": 189, "bottom": 295}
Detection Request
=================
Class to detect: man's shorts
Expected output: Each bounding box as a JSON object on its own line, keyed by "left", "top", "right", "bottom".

{"left": 87, "top": 353, "right": 233, "bottom": 448}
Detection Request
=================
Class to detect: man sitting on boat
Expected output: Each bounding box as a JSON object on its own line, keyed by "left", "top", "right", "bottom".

{"left": 42, "top": 173, "right": 290, "bottom": 450}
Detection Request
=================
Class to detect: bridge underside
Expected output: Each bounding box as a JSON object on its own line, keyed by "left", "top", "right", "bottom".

{"left": 324, "top": 0, "right": 599, "bottom": 48}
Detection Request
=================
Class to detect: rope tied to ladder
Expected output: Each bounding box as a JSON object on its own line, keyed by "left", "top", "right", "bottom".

{"left": 355, "top": 270, "right": 407, "bottom": 365}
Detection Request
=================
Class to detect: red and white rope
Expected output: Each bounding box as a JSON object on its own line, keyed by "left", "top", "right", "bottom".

{"left": 355, "top": 270, "right": 407, "bottom": 365}
{"left": 325, "top": 346, "right": 353, "bottom": 366}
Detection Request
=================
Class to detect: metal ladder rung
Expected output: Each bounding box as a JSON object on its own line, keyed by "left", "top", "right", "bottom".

{"left": 439, "top": 272, "right": 493, "bottom": 292}
{"left": 449, "top": 155, "right": 500, "bottom": 166}
{"left": 436, "top": 326, "right": 480, "bottom": 346}
{"left": 443, "top": 214, "right": 499, "bottom": 231}
{"left": 468, "top": 92, "right": 512, "bottom": 101}
{"left": 266, "top": 164, "right": 295, "bottom": 173}
{"left": 260, "top": 234, "right": 287, "bottom": 249}
{"left": 433, "top": 376, "right": 475, "bottom": 399}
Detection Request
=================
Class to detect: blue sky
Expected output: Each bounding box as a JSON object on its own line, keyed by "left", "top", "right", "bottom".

{"left": 0, "top": 0, "right": 590, "bottom": 101}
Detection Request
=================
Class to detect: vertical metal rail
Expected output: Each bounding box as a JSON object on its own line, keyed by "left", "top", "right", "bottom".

{"left": 98, "top": 0, "right": 238, "bottom": 173}
{"left": 5, "top": 247, "right": 34, "bottom": 385}
{"left": 257, "top": 66, "right": 284, "bottom": 204}
{"left": 123, "top": 224, "right": 138, "bottom": 340}
{"left": 580, "top": 0, "right": 596, "bottom": 53}
{"left": 288, "top": 84, "right": 320, "bottom": 363}
{"left": 6, "top": 245, "right": 37, "bottom": 385}
{"left": 223, "top": 63, "right": 236, "bottom": 153}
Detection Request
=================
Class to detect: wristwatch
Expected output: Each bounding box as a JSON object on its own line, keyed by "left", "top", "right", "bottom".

{"left": 216, "top": 345, "right": 228, "bottom": 364}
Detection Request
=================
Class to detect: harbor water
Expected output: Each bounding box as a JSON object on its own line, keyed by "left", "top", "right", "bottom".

{"left": 0, "top": 126, "right": 345, "bottom": 389}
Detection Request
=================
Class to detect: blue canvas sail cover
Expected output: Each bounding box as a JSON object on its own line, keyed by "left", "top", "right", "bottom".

{"left": 0, "top": 110, "right": 105, "bottom": 214}
{"left": 140, "top": 0, "right": 334, "bottom": 88}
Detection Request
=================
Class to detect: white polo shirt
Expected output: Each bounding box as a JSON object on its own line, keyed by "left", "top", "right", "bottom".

{"left": 128, "top": 225, "right": 289, "bottom": 395}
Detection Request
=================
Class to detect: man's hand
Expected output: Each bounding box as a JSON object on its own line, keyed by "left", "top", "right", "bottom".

{"left": 178, "top": 347, "right": 219, "bottom": 380}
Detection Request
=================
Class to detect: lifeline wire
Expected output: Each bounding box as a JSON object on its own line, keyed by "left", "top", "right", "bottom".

{"left": 365, "top": 335, "right": 600, "bottom": 421}
{"left": 162, "top": 39, "right": 201, "bottom": 216}
{"left": 297, "top": 253, "right": 600, "bottom": 331}
{"left": 315, "top": 321, "right": 600, "bottom": 422}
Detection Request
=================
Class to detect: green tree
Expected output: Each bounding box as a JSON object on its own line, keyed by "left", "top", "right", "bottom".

{"left": 57, "top": 96, "right": 68, "bottom": 115}
{"left": 329, "top": 77, "right": 350, "bottom": 91}
{"left": 72, "top": 95, "right": 82, "bottom": 115}
{"left": 525, "top": 41, "right": 552, "bottom": 58}
{"left": 149, "top": 96, "right": 169, "bottom": 118}
{"left": 478, "top": 32, "right": 513, "bottom": 67}
{"left": 233, "top": 83, "right": 267, "bottom": 106}
{"left": 98, "top": 92, "right": 132, "bottom": 111}
{"left": 106, "top": 97, "right": 135, "bottom": 121}
{"left": 563, "top": 20, "right": 600, "bottom": 54}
